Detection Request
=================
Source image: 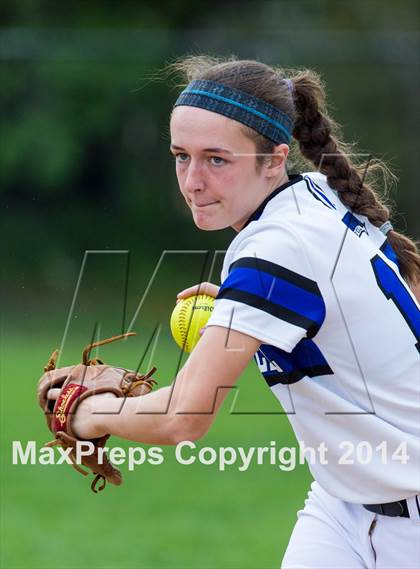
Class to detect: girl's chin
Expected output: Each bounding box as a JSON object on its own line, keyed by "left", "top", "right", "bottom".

{"left": 193, "top": 213, "right": 228, "bottom": 231}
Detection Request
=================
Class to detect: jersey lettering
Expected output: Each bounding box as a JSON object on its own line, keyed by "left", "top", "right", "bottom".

{"left": 255, "top": 340, "right": 333, "bottom": 385}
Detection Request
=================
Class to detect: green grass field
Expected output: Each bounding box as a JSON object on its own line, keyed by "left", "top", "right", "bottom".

{"left": 1, "top": 320, "right": 313, "bottom": 569}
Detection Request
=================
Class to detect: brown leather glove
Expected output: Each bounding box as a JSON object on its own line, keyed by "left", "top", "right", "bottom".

{"left": 37, "top": 333, "right": 157, "bottom": 493}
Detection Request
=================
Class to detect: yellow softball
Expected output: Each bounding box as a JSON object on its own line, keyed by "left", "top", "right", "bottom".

{"left": 170, "top": 294, "right": 215, "bottom": 352}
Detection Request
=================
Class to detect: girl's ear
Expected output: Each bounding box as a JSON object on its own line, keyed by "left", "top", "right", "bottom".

{"left": 264, "top": 144, "right": 289, "bottom": 178}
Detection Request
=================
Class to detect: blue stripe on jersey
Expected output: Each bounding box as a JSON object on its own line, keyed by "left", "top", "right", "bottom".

{"left": 310, "top": 178, "right": 337, "bottom": 207}
{"left": 254, "top": 340, "right": 333, "bottom": 385}
{"left": 380, "top": 239, "right": 400, "bottom": 269}
{"left": 371, "top": 254, "right": 419, "bottom": 352}
{"left": 304, "top": 175, "right": 336, "bottom": 209}
{"left": 342, "top": 211, "right": 368, "bottom": 237}
{"left": 217, "top": 257, "right": 326, "bottom": 337}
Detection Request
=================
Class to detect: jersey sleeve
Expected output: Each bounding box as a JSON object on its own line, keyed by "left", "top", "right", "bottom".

{"left": 206, "top": 222, "right": 326, "bottom": 352}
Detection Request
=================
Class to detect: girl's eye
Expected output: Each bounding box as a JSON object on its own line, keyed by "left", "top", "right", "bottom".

{"left": 175, "top": 153, "right": 189, "bottom": 163}
{"left": 210, "top": 156, "right": 225, "bottom": 166}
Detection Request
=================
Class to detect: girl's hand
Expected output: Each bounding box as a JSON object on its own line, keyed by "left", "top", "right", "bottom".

{"left": 176, "top": 281, "right": 220, "bottom": 302}
{"left": 176, "top": 282, "right": 220, "bottom": 337}
{"left": 47, "top": 388, "right": 114, "bottom": 439}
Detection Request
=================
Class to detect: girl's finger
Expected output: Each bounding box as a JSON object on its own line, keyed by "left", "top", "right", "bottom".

{"left": 177, "top": 282, "right": 220, "bottom": 299}
{"left": 47, "top": 388, "right": 61, "bottom": 400}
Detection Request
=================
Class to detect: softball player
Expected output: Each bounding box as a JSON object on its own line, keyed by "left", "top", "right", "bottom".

{"left": 65, "top": 57, "right": 420, "bottom": 567}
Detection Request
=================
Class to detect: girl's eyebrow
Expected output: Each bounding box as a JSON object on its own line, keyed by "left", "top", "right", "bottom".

{"left": 170, "top": 144, "right": 233, "bottom": 154}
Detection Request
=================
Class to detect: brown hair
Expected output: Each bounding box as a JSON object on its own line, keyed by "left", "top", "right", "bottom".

{"left": 169, "top": 55, "right": 420, "bottom": 286}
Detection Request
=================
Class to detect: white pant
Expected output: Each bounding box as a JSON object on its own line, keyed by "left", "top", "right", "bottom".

{"left": 282, "top": 482, "right": 420, "bottom": 568}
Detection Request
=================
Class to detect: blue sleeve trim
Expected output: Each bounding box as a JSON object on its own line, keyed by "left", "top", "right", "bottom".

{"left": 218, "top": 257, "right": 326, "bottom": 338}
{"left": 228, "top": 257, "right": 320, "bottom": 294}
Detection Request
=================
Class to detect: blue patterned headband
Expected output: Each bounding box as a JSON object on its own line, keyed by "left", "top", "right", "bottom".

{"left": 174, "top": 79, "right": 294, "bottom": 145}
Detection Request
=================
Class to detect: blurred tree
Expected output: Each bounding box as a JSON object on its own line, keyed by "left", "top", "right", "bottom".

{"left": 1, "top": 1, "right": 418, "bottom": 296}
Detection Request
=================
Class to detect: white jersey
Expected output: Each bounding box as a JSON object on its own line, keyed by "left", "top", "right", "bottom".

{"left": 207, "top": 172, "right": 420, "bottom": 504}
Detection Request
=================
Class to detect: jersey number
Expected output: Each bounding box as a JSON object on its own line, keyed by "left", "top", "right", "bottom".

{"left": 371, "top": 255, "right": 420, "bottom": 353}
